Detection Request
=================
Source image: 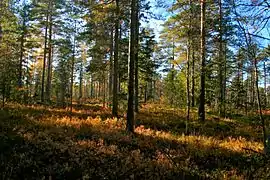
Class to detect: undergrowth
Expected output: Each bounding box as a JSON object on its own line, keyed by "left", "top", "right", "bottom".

{"left": 0, "top": 103, "right": 269, "bottom": 179}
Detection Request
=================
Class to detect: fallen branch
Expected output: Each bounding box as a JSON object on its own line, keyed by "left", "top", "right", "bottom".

{"left": 160, "top": 148, "right": 179, "bottom": 169}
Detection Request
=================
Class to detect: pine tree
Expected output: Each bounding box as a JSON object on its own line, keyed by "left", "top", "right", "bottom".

{"left": 113, "top": 0, "right": 120, "bottom": 117}
{"left": 127, "top": 0, "right": 137, "bottom": 133}
{"left": 198, "top": 0, "right": 206, "bottom": 122}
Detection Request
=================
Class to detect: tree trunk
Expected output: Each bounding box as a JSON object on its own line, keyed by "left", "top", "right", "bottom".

{"left": 112, "top": 0, "right": 119, "bottom": 117}
{"left": 41, "top": 8, "right": 49, "bottom": 103}
{"left": 264, "top": 61, "right": 267, "bottom": 107}
{"left": 79, "top": 46, "right": 86, "bottom": 104}
{"left": 171, "top": 39, "right": 175, "bottom": 105}
{"left": 186, "top": 0, "right": 191, "bottom": 133}
{"left": 186, "top": 43, "right": 190, "bottom": 134}
{"left": 46, "top": 7, "right": 53, "bottom": 103}
{"left": 95, "top": 81, "right": 97, "bottom": 99}
{"left": 254, "top": 57, "right": 268, "bottom": 154}
{"left": 223, "top": 43, "right": 227, "bottom": 117}
{"left": 127, "top": 0, "right": 137, "bottom": 132}
{"left": 103, "top": 74, "right": 106, "bottom": 108}
{"left": 198, "top": 0, "right": 206, "bottom": 122}
{"left": 109, "top": 28, "right": 114, "bottom": 103}
{"left": 98, "top": 81, "right": 101, "bottom": 99}
{"left": 118, "top": 75, "right": 121, "bottom": 94}
{"left": 251, "top": 66, "right": 255, "bottom": 109}
{"left": 70, "top": 20, "right": 76, "bottom": 115}
{"left": 191, "top": 44, "right": 195, "bottom": 107}
{"left": 19, "top": 16, "right": 26, "bottom": 89}
{"left": 134, "top": 0, "right": 139, "bottom": 113}
{"left": 218, "top": 0, "right": 225, "bottom": 117}
{"left": 237, "top": 54, "right": 241, "bottom": 108}
{"left": 79, "top": 62, "right": 83, "bottom": 103}
{"left": 90, "top": 76, "right": 94, "bottom": 98}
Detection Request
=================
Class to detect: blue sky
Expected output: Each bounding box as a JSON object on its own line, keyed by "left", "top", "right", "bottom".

{"left": 145, "top": 0, "right": 269, "bottom": 46}
{"left": 143, "top": 0, "right": 174, "bottom": 42}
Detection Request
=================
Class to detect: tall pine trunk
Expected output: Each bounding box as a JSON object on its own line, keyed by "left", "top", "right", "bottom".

{"left": 223, "top": 43, "right": 227, "bottom": 116}
{"left": 112, "top": 0, "right": 119, "bottom": 117}
{"left": 127, "top": 0, "right": 137, "bottom": 132}
{"left": 218, "top": 0, "right": 225, "bottom": 117}
{"left": 186, "top": 0, "right": 191, "bottom": 133}
{"left": 70, "top": 20, "right": 76, "bottom": 116}
{"left": 186, "top": 43, "right": 190, "bottom": 133}
{"left": 191, "top": 44, "right": 195, "bottom": 107}
{"left": 103, "top": 74, "right": 106, "bottom": 108}
{"left": 198, "top": 0, "right": 206, "bottom": 121}
{"left": 41, "top": 8, "right": 49, "bottom": 103}
{"left": 109, "top": 28, "right": 114, "bottom": 104}
{"left": 134, "top": 0, "right": 139, "bottom": 113}
{"left": 251, "top": 66, "right": 255, "bottom": 109}
{"left": 255, "top": 57, "right": 267, "bottom": 153}
{"left": 170, "top": 39, "right": 175, "bottom": 105}
{"left": 46, "top": 7, "right": 53, "bottom": 103}
{"left": 19, "top": 16, "right": 26, "bottom": 89}
{"left": 79, "top": 61, "right": 83, "bottom": 104}
{"left": 264, "top": 61, "right": 267, "bottom": 107}
{"left": 79, "top": 45, "right": 86, "bottom": 104}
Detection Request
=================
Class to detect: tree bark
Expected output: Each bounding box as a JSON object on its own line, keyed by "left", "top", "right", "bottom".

{"left": 103, "top": 74, "right": 106, "bottom": 108}
{"left": 264, "top": 61, "right": 267, "bottom": 107}
{"left": 19, "top": 14, "right": 26, "bottom": 89}
{"left": 237, "top": 52, "right": 241, "bottom": 108}
{"left": 90, "top": 75, "right": 94, "bottom": 98}
{"left": 127, "top": 0, "right": 137, "bottom": 132}
{"left": 79, "top": 62, "right": 83, "bottom": 103}
{"left": 191, "top": 44, "right": 195, "bottom": 107}
{"left": 46, "top": 5, "right": 53, "bottom": 103}
{"left": 171, "top": 39, "right": 175, "bottom": 105}
{"left": 186, "top": 0, "right": 191, "bottom": 133}
{"left": 223, "top": 42, "right": 227, "bottom": 117}
{"left": 70, "top": 20, "right": 76, "bottom": 115}
{"left": 98, "top": 81, "right": 101, "bottom": 99}
{"left": 198, "top": 0, "right": 206, "bottom": 122}
{"left": 186, "top": 44, "right": 190, "bottom": 133}
{"left": 251, "top": 66, "right": 255, "bottom": 109}
{"left": 134, "top": 0, "right": 139, "bottom": 113}
{"left": 254, "top": 57, "right": 267, "bottom": 153}
{"left": 41, "top": 7, "right": 49, "bottom": 103}
{"left": 79, "top": 46, "right": 86, "bottom": 104}
{"left": 109, "top": 28, "right": 114, "bottom": 103}
{"left": 218, "top": 0, "right": 225, "bottom": 117}
{"left": 112, "top": 0, "right": 119, "bottom": 117}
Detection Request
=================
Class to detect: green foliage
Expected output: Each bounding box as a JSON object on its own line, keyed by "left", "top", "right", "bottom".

{"left": 0, "top": 1, "right": 21, "bottom": 102}
{"left": 164, "top": 70, "right": 186, "bottom": 107}
{"left": 139, "top": 28, "right": 158, "bottom": 80}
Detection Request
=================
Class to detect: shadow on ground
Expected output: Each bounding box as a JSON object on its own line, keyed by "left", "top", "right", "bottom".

{"left": 137, "top": 109, "right": 266, "bottom": 142}
{"left": 0, "top": 106, "right": 269, "bottom": 179}
{"left": 3, "top": 104, "right": 112, "bottom": 121}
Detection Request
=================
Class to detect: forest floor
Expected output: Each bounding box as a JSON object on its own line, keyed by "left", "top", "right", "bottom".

{"left": 0, "top": 103, "right": 270, "bottom": 179}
